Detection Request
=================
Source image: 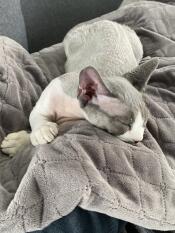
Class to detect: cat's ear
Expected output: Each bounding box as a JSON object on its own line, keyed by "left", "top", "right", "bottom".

{"left": 78, "top": 66, "right": 110, "bottom": 107}
{"left": 124, "top": 58, "right": 159, "bottom": 92}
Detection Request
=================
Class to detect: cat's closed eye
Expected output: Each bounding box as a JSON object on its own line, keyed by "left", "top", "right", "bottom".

{"left": 112, "top": 110, "right": 134, "bottom": 128}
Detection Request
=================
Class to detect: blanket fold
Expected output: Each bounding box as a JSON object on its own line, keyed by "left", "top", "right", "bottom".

{"left": 0, "top": 1, "right": 175, "bottom": 232}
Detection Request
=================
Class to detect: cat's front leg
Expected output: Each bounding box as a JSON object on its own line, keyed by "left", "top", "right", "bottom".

{"left": 30, "top": 122, "right": 58, "bottom": 146}
{"left": 1, "top": 78, "right": 61, "bottom": 156}
{"left": 0, "top": 120, "right": 59, "bottom": 155}
{"left": 0, "top": 120, "right": 58, "bottom": 156}
{"left": 28, "top": 81, "right": 60, "bottom": 146}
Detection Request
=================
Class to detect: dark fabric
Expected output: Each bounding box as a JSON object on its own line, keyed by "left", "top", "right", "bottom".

{"left": 0, "top": 0, "right": 122, "bottom": 52}
{"left": 125, "top": 222, "right": 175, "bottom": 233}
{"left": 28, "top": 207, "right": 126, "bottom": 233}
{"left": 20, "top": 0, "right": 122, "bottom": 52}
{"left": 0, "top": 0, "right": 28, "bottom": 49}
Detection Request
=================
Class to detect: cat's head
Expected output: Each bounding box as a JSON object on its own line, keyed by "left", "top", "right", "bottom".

{"left": 77, "top": 58, "right": 158, "bottom": 143}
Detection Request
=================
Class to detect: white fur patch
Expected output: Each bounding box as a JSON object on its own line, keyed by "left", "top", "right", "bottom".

{"left": 118, "top": 111, "right": 144, "bottom": 142}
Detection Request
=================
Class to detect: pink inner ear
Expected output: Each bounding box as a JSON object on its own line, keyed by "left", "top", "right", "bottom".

{"left": 77, "top": 66, "right": 110, "bottom": 107}
{"left": 77, "top": 84, "right": 97, "bottom": 107}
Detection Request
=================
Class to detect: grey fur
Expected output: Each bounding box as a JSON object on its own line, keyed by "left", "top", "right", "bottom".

{"left": 79, "top": 58, "right": 158, "bottom": 136}
{"left": 124, "top": 57, "right": 159, "bottom": 91}
{"left": 63, "top": 20, "right": 158, "bottom": 138}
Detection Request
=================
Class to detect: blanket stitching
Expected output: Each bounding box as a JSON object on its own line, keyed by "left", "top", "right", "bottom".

{"left": 0, "top": 186, "right": 87, "bottom": 222}
{"left": 101, "top": 144, "right": 121, "bottom": 206}
{"left": 52, "top": 187, "right": 88, "bottom": 198}
{"left": 152, "top": 116, "right": 175, "bottom": 119}
{"left": 1, "top": 39, "right": 10, "bottom": 131}
{"left": 147, "top": 101, "right": 174, "bottom": 119}
{"left": 68, "top": 137, "right": 85, "bottom": 161}
{"left": 157, "top": 88, "right": 175, "bottom": 118}
{"left": 71, "top": 137, "right": 121, "bottom": 206}
{"left": 157, "top": 85, "right": 175, "bottom": 97}
{"left": 10, "top": 163, "right": 20, "bottom": 184}
{"left": 11, "top": 187, "right": 86, "bottom": 210}
{"left": 2, "top": 39, "right": 9, "bottom": 83}
{"left": 2, "top": 44, "right": 29, "bottom": 107}
{"left": 102, "top": 144, "right": 109, "bottom": 184}
{"left": 92, "top": 126, "right": 103, "bottom": 141}
{"left": 91, "top": 190, "right": 118, "bottom": 208}
{"left": 91, "top": 190, "right": 175, "bottom": 225}
{"left": 5, "top": 50, "right": 46, "bottom": 87}
{"left": 66, "top": 139, "right": 94, "bottom": 204}
{"left": 130, "top": 152, "right": 144, "bottom": 218}
{"left": 54, "top": 135, "right": 175, "bottom": 169}
{"left": 100, "top": 168, "right": 137, "bottom": 180}
{"left": 37, "top": 144, "right": 157, "bottom": 161}
{"left": 140, "top": 125, "right": 174, "bottom": 152}
{"left": 35, "top": 158, "right": 175, "bottom": 191}
{"left": 42, "top": 168, "right": 60, "bottom": 218}
{"left": 33, "top": 161, "right": 63, "bottom": 218}
{"left": 1, "top": 162, "right": 174, "bottom": 225}
{"left": 155, "top": 118, "right": 167, "bottom": 222}
{"left": 151, "top": 18, "right": 175, "bottom": 40}
{"left": 1, "top": 80, "right": 36, "bottom": 102}
{"left": 80, "top": 163, "right": 93, "bottom": 200}
{"left": 33, "top": 51, "right": 53, "bottom": 84}
{"left": 39, "top": 161, "right": 49, "bottom": 224}
{"left": 92, "top": 190, "right": 160, "bottom": 221}
{"left": 99, "top": 168, "right": 161, "bottom": 188}
{"left": 37, "top": 158, "right": 82, "bottom": 163}
{"left": 69, "top": 136, "right": 160, "bottom": 157}
{"left": 151, "top": 89, "right": 175, "bottom": 142}
{"left": 92, "top": 185, "right": 149, "bottom": 216}
{"left": 100, "top": 167, "right": 141, "bottom": 210}
{"left": 70, "top": 129, "right": 174, "bottom": 222}
{"left": 21, "top": 207, "right": 26, "bottom": 232}
{"left": 0, "top": 98, "right": 27, "bottom": 112}
{"left": 0, "top": 48, "right": 43, "bottom": 112}
{"left": 129, "top": 4, "right": 175, "bottom": 28}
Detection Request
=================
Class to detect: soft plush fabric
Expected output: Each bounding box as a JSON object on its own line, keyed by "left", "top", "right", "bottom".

{"left": 0, "top": 0, "right": 28, "bottom": 49}
{"left": 0, "top": 1, "right": 175, "bottom": 233}
{"left": 64, "top": 20, "right": 143, "bottom": 75}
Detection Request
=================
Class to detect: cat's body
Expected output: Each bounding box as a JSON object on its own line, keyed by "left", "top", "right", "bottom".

{"left": 29, "top": 71, "right": 146, "bottom": 143}
{"left": 1, "top": 20, "right": 159, "bottom": 156}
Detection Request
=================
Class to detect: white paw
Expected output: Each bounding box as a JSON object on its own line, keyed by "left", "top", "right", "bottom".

{"left": 1, "top": 130, "right": 30, "bottom": 157}
{"left": 30, "top": 122, "right": 58, "bottom": 146}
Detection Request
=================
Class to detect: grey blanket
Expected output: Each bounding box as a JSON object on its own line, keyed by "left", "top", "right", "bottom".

{"left": 0, "top": 1, "right": 175, "bottom": 232}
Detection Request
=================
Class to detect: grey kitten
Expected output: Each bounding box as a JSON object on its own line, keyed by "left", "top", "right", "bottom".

{"left": 77, "top": 58, "right": 158, "bottom": 141}
{"left": 1, "top": 57, "right": 158, "bottom": 156}
{"left": 1, "top": 20, "right": 158, "bottom": 156}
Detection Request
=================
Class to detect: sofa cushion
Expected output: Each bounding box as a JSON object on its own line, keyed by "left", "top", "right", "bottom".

{"left": 0, "top": 0, "right": 28, "bottom": 49}
{"left": 21, "top": 0, "right": 122, "bottom": 52}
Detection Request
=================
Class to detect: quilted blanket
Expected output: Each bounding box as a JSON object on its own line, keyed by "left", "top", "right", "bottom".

{"left": 0, "top": 1, "right": 175, "bottom": 232}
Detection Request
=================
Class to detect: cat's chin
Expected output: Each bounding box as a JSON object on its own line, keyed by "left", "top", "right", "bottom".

{"left": 117, "top": 131, "right": 144, "bottom": 143}
{"left": 117, "top": 136, "right": 139, "bottom": 144}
